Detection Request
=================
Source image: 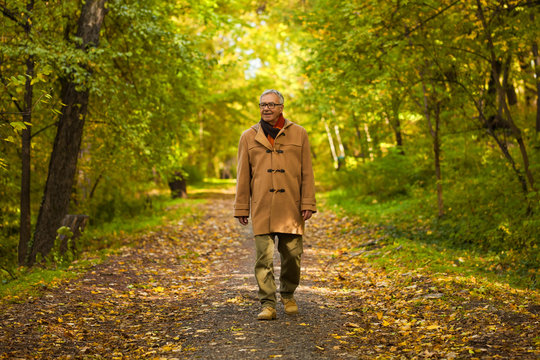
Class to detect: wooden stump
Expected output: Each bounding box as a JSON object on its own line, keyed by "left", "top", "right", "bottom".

{"left": 168, "top": 172, "right": 187, "bottom": 199}
{"left": 59, "top": 214, "right": 89, "bottom": 254}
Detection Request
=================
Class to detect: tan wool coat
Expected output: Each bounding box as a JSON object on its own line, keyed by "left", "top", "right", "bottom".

{"left": 234, "top": 119, "right": 317, "bottom": 235}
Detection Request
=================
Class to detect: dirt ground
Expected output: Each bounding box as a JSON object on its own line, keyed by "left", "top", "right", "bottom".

{"left": 1, "top": 195, "right": 539, "bottom": 359}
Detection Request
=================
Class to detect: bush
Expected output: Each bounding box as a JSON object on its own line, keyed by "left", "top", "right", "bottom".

{"left": 88, "top": 190, "right": 157, "bottom": 226}
{"left": 330, "top": 148, "right": 431, "bottom": 201}
{"left": 325, "top": 139, "right": 540, "bottom": 283}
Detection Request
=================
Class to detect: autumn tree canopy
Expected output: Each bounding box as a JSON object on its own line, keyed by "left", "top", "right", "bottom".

{"left": 0, "top": 0, "right": 538, "bottom": 274}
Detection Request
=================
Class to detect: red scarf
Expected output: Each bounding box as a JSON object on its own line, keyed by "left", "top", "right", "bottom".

{"left": 267, "top": 114, "right": 285, "bottom": 146}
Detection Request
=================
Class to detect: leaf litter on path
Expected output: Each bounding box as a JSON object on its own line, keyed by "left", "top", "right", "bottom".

{"left": 0, "top": 197, "right": 539, "bottom": 359}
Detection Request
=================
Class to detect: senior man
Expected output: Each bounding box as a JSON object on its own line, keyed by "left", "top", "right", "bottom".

{"left": 234, "top": 89, "right": 316, "bottom": 320}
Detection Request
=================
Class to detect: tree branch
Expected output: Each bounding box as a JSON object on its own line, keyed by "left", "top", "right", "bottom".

{"left": 31, "top": 121, "right": 58, "bottom": 139}
{"left": 0, "top": 4, "right": 26, "bottom": 28}
{"left": 0, "top": 265, "right": 16, "bottom": 280}
{"left": 406, "top": 42, "right": 491, "bottom": 62}
{"left": 400, "top": 0, "right": 462, "bottom": 39}
{"left": 374, "top": 0, "right": 463, "bottom": 64}
{"left": 31, "top": 87, "right": 54, "bottom": 111}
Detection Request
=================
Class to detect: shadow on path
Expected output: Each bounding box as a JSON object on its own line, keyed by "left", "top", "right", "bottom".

{"left": 178, "top": 203, "right": 349, "bottom": 359}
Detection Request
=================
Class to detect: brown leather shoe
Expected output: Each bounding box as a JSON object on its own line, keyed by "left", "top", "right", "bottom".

{"left": 257, "top": 307, "right": 277, "bottom": 320}
{"left": 281, "top": 297, "right": 298, "bottom": 315}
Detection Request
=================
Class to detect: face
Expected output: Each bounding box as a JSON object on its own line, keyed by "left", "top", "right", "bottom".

{"left": 259, "top": 93, "right": 283, "bottom": 125}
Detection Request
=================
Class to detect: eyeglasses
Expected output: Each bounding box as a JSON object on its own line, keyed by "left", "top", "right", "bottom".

{"left": 259, "top": 103, "right": 283, "bottom": 109}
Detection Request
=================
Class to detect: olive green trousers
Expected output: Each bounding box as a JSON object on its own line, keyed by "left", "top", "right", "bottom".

{"left": 254, "top": 233, "right": 303, "bottom": 308}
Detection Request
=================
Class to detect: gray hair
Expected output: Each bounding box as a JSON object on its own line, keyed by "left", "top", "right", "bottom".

{"left": 260, "top": 89, "right": 284, "bottom": 105}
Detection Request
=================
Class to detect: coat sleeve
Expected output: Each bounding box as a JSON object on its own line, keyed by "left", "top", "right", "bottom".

{"left": 300, "top": 129, "right": 317, "bottom": 213}
{"left": 234, "top": 132, "right": 251, "bottom": 217}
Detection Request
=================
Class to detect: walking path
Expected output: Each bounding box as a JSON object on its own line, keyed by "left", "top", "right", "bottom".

{"left": 1, "top": 194, "right": 539, "bottom": 359}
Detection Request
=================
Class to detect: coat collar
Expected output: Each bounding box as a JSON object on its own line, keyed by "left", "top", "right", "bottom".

{"left": 253, "top": 118, "right": 294, "bottom": 150}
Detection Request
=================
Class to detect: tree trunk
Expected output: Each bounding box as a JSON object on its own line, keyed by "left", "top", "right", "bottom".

{"left": 421, "top": 77, "right": 444, "bottom": 218}
{"left": 394, "top": 116, "right": 404, "bottom": 148}
{"left": 476, "top": 0, "right": 536, "bottom": 193}
{"left": 392, "top": 94, "right": 404, "bottom": 150}
{"left": 88, "top": 172, "right": 103, "bottom": 200}
{"left": 18, "top": 1, "right": 34, "bottom": 265}
{"left": 334, "top": 125, "right": 345, "bottom": 169}
{"left": 532, "top": 41, "right": 540, "bottom": 133}
{"left": 323, "top": 118, "right": 338, "bottom": 168}
{"left": 369, "top": 122, "right": 383, "bottom": 158}
{"left": 334, "top": 125, "right": 345, "bottom": 158}
{"left": 387, "top": 111, "right": 404, "bottom": 153}
{"left": 19, "top": 57, "right": 33, "bottom": 265}
{"left": 447, "top": 65, "right": 530, "bottom": 200}
{"left": 30, "top": 0, "right": 107, "bottom": 264}
{"left": 433, "top": 103, "right": 444, "bottom": 218}
{"left": 351, "top": 112, "right": 367, "bottom": 162}
{"left": 364, "top": 123, "right": 374, "bottom": 161}
{"left": 473, "top": 96, "right": 530, "bottom": 197}
{"left": 385, "top": 96, "right": 405, "bottom": 153}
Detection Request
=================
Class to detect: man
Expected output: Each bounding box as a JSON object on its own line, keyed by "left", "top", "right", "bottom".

{"left": 234, "top": 89, "right": 317, "bottom": 320}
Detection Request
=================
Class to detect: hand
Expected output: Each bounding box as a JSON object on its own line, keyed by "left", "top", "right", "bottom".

{"left": 302, "top": 210, "right": 313, "bottom": 221}
{"left": 236, "top": 216, "right": 249, "bottom": 226}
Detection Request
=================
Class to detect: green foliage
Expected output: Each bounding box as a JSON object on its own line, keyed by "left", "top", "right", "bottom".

{"left": 295, "top": 0, "right": 539, "bottom": 287}
{"left": 88, "top": 189, "right": 155, "bottom": 226}
{"left": 47, "top": 226, "right": 75, "bottom": 266}
{"left": 0, "top": 0, "right": 260, "bottom": 268}
{"left": 331, "top": 148, "right": 429, "bottom": 201}
{"left": 326, "top": 134, "right": 540, "bottom": 287}
{"left": 181, "top": 165, "right": 205, "bottom": 184}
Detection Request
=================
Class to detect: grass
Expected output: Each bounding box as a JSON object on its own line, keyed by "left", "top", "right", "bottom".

{"left": 320, "top": 189, "right": 538, "bottom": 290}
{"left": 0, "top": 258, "right": 101, "bottom": 304}
{"left": 0, "top": 181, "right": 218, "bottom": 305}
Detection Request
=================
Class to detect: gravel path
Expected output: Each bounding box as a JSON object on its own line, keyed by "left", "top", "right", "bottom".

{"left": 177, "top": 204, "right": 349, "bottom": 359}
